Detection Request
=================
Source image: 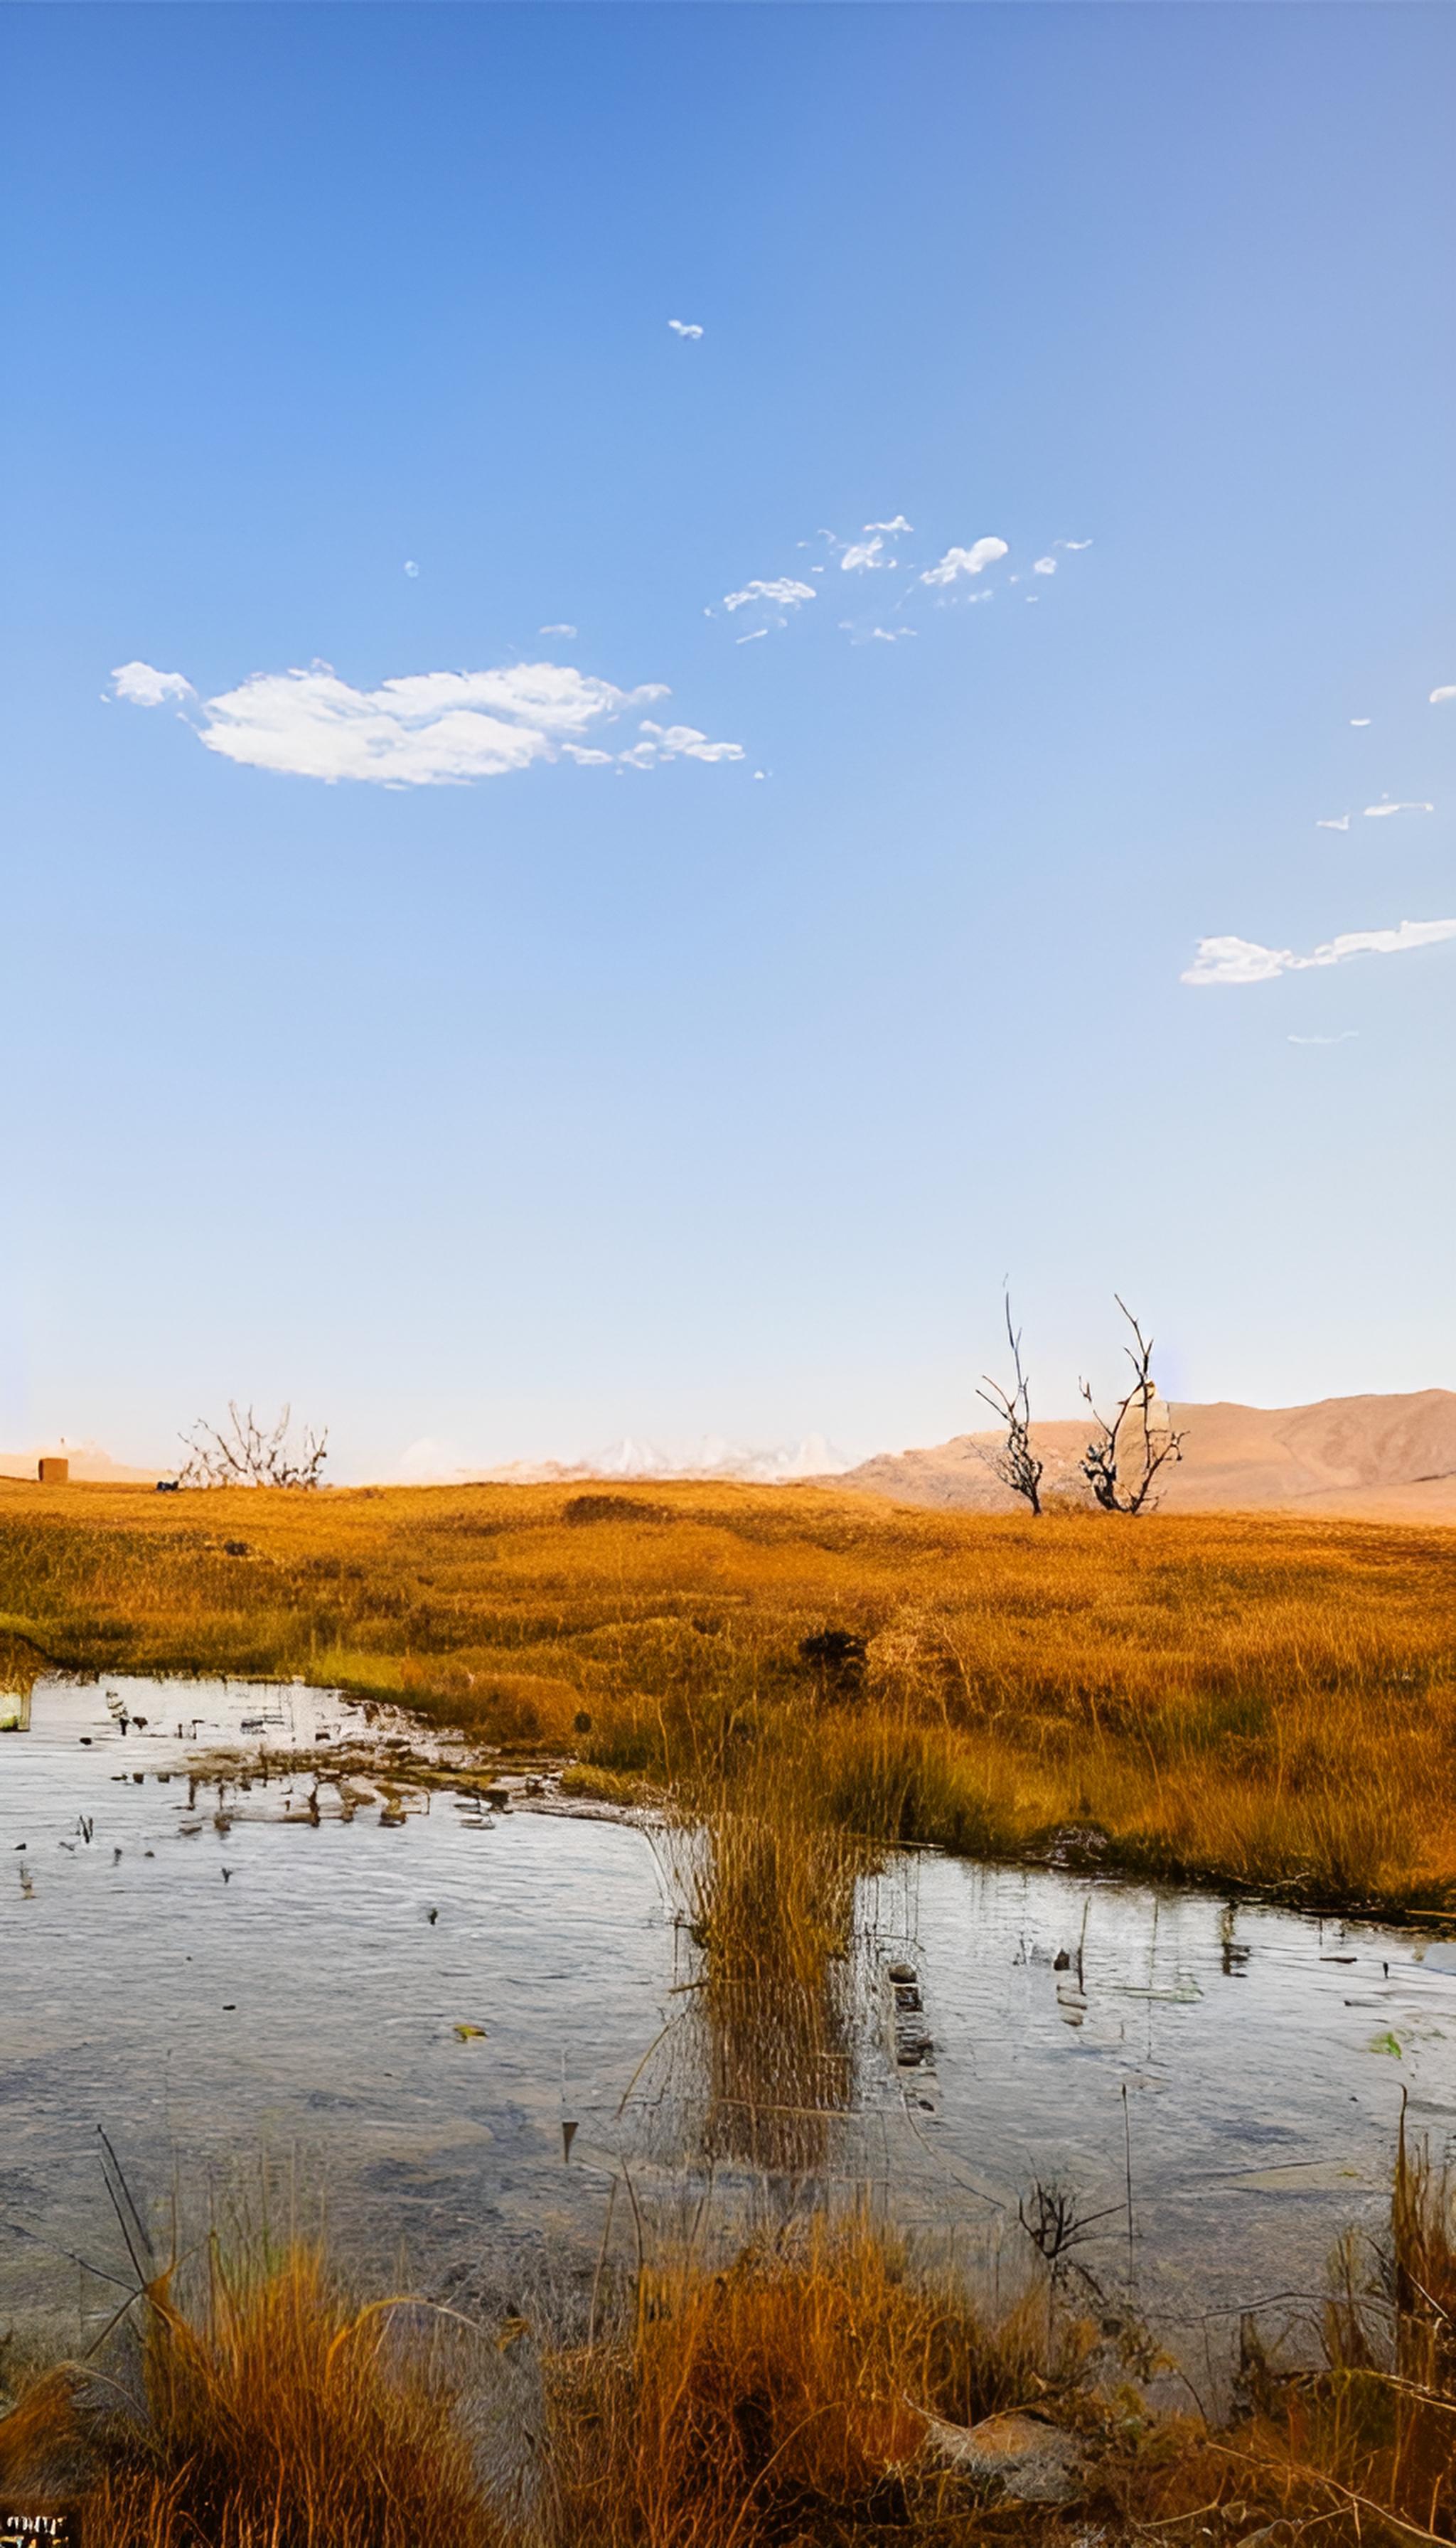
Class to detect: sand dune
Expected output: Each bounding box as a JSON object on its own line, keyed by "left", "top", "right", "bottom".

{"left": 824, "top": 1389, "right": 1456, "bottom": 1521}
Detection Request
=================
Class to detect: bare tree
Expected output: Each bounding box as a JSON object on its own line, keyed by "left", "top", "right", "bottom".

{"left": 975, "top": 1295, "right": 1044, "bottom": 1516}
{"left": 1078, "top": 1299, "right": 1186, "bottom": 1515}
{"left": 178, "top": 1403, "right": 328, "bottom": 1489}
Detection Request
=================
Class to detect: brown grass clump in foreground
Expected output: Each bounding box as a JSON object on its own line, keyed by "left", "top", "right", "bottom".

{"left": 547, "top": 2217, "right": 1073, "bottom": 2547}
{"left": 0, "top": 2246, "right": 501, "bottom": 2548}
{"left": 4, "top": 1477, "right": 1456, "bottom": 1911}
{"left": 14, "top": 2166, "right": 1456, "bottom": 2544}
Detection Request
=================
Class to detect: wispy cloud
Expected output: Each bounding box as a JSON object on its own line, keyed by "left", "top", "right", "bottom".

{"left": 403, "top": 560, "right": 419, "bottom": 578}
{"left": 540, "top": 622, "right": 577, "bottom": 637}
{"left": 864, "top": 515, "right": 912, "bottom": 535}
{"left": 668, "top": 319, "right": 703, "bottom": 340}
{"left": 722, "top": 577, "right": 815, "bottom": 616}
{"left": 1059, "top": 537, "right": 1093, "bottom": 552}
{"left": 735, "top": 628, "right": 767, "bottom": 645}
{"left": 1288, "top": 1032, "right": 1359, "bottom": 1046}
{"left": 1317, "top": 815, "right": 1351, "bottom": 832}
{"left": 109, "top": 660, "right": 195, "bottom": 707}
{"left": 920, "top": 537, "right": 1008, "bottom": 587}
{"left": 1032, "top": 556, "right": 1056, "bottom": 576}
{"left": 1364, "top": 800, "right": 1434, "bottom": 818}
{"left": 838, "top": 621, "right": 916, "bottom": 645}
{"left": 111, "top": 656, "right": 741, "bottom": 788}
{"left": 1431, "top": 686, "right": 1456, "bottom": 706}
{"left": 633, "top": 719, "right": 743, "bottom": 766}
{"left": 840, "top": 536, "right": 892, "bottom": 572}
{"left": 1350, "top": 716, "right": 1371, "bottom": 727}
{"left": 1183, "top": 916, "right": 1456, "bottom": 986}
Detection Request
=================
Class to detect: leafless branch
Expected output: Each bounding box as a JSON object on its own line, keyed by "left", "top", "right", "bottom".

{"left": 177, "top": 1401, "right": 328, "bottom": 1489}
{"left": 1078, "top": 1297, "right": 1187, "bottom": 1516}
{"left": 975, "top": 1294, "right": 1044, "bottom": 1516}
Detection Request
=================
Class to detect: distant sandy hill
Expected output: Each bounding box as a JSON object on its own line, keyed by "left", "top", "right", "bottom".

{"left": 0, "top": 1443, "right": 158, "bottom": 1485}
{"left": 820, "top": 1390, "right": 1456, "bottom": 1524}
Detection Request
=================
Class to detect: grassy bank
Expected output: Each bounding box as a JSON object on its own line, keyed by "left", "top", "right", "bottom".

{"left": 4, "top": 1477, "right": 1456, "bottom": 1914}
{"left": 8, "top": 2141, "right": 1456, "bottom": 2544}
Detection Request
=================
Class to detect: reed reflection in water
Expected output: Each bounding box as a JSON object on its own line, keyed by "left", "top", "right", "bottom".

{"left": 659, "top": 1790, "right": 871, "bottom": 2180}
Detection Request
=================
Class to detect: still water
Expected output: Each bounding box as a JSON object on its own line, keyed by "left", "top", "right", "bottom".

{"left": 4, "top": 1674, "right": 1455, "bottom": 2377}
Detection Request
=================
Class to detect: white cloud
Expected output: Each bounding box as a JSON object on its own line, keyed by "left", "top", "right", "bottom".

{"left": 840, "top": 536, "right": 889, "bottom": 572}
{"left": 1288, "top": 1032, "right": 1359, "bottom": 1046}
{"left": 540, "top": 622, "right": 577, "bottom": 637}
{"left": 1350, "top": 717, "right": 1371, "bottom": 727}
{"left": 736, "top": 628, "right": 767, "bottom": 645}
{"left": 722, "top": 577, "right": 815, "bottom": 614}
{"left": 109, "top": 660, "right": 195, "bottom": 707}
{"left": 1059, "top": 538, "right": 1093, "bottom": 552}
{"left": 864, "top": 515, "right": 913, "bottom": 535}
{"left": 1430, "top": 687, "right": 1456, "bottom": 706}
{"left": 1364, "top": 800, "right": 1434, "bottom": 818}
{"left": 403, "top": 560, "right": 419, "bottom": 578}
{"left": 1032, "top": 556, "right": 1056, "bottom": 575}
{"left": 668, "top": 319, "right": 703, "bottom": 340}
{"left": 1183, "top": 916, "right": 1456, "bottom": 986}
{"left": 920, "top": 537, "right": 1008, "bottom": 587}
{"left": 635, "top": 719, "right": 744, "bottom": 765}
{"left": 1316, "top": 815, "right": 1351, "bottom": 832}
{"left": 111, "top": 655, "right": 744, "bottom": 788}
{"left": 840, "top": 621, "right": 916, "bottom": 645}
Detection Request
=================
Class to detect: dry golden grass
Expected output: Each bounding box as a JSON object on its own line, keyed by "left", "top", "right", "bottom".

{"left": 4, "top": 1476, "right": 1456, "bottom": 1910}
{"left": 547, "top": 2215, "right": 1072, "bottom": 2547}
{"left": 9, "top": 2158, "right": 1456, "bottom": 2544}
{"left": 0, "top": 2224, "right": 1074, "bottom": 2547}
{"left": 0, "top": 2245, "right": 501, "bottom": 2547}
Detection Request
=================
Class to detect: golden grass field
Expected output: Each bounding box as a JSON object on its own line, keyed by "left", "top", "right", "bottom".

{"left": 4, "top": 1474, "right": 1455, "bottom": 1914}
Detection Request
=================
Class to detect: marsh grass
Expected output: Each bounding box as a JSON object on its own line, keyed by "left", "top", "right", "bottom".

{"left": 6, "top": 1479, "right": 1456, "bottom": 1911}
{"left": 11, "top": 2156, "right": 1456, "bottom": 2544}
{"left": 546, "top": 2214, "right": 1074, "bottom": 2547}
{"left": 0, "top": 2244, "right": 503, "bottom": 2548}
{"left": 665, "top": 1755, "right": 865, "bottom": 2175}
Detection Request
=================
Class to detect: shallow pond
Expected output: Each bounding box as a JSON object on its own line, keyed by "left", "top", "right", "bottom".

{"left": 4, "top": 1674, "right": 1455, "bottom": 2384}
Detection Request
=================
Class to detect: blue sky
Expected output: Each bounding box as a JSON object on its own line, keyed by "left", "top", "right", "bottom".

{"left": 4, "top": 4, "right": 1455, "bottom": 1477}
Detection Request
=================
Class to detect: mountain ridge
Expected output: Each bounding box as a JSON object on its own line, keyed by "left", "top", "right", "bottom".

{"left": 813, "top": 1387, "right": 1456, "bottom": 1521}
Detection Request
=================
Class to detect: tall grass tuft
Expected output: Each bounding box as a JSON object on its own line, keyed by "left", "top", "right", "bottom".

{"left": 0, "top": 2245, "right": 503, "bottom": 2548}
{"left": 547, "top": 2214, "right": 1062, "bottom": 2547}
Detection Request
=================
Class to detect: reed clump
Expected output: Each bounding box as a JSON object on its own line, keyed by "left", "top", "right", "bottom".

{"left": 5, "top": 1478, "right": 1456, "bottom": 1912}
{"left": 547, "top": 2216, "right": 1075, "bottom": 2546}
{"left": 0, "top": 2245, "right": 502, "bottom": 2548}
{"left": 668, "top": 1750, "right": 864, "bottom": 2173}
